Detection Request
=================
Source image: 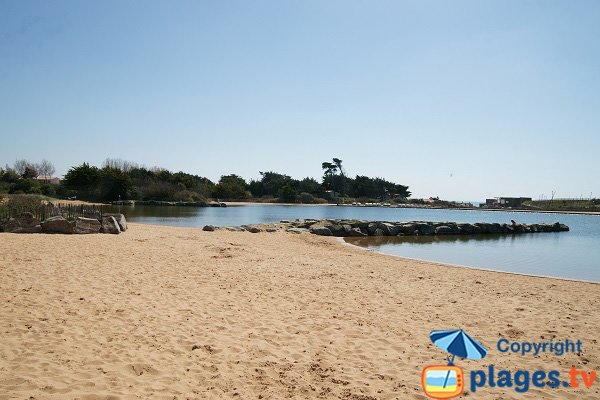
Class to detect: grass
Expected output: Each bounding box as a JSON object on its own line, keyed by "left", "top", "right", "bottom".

{"left": 523, "top": 199, "right": 600, "bottom": 212}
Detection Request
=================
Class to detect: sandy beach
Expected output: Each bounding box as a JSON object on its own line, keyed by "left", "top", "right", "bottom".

{"left": 1, "top": 224, "right": 598, "bottom": 399}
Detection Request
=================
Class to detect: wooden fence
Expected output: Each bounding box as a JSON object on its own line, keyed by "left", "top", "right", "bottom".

{"left": 0, "top": 204, "right": 105, "bottom": 223}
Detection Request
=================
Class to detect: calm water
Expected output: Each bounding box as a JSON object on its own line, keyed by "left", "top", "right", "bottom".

{"left": 107, "top": 204, "right": 600, "bottom": 282}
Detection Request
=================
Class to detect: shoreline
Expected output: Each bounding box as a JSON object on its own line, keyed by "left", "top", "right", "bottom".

{"left": 339, "top": 237, "right": 599, "bottom": 285}
{"left": 224, "top": 201, "right": 600, "bottom": 215}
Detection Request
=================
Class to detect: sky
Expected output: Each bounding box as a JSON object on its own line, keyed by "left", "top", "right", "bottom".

{"left": 1, "top": 0, "right": 599, "bottom": 201}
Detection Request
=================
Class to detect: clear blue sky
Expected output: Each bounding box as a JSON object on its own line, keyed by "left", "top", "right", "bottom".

{"left": 1, "top": 0, "right": 599, "bottom": 201}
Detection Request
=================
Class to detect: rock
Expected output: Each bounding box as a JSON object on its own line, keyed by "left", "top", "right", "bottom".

{"left": 41, "top": 216, "right": 74, "bottom": 234}
{"left": 417, "top": 224, "right": 435, "bottom": 235}
{"left": 372, "top": 228, "right": 385, "bottom": 236}
{"left": 280, "top": 220, "right": 290, "bottom": 223}
{"left": 398, "top": 223, "right": 417, "bottom": 234}
{"left": 474, "top": 223, "right": 489, "bottom": 233}
{"left": 541, "top": 223, "right": 554, "bottom": 232}
{"left": 100, "top": 216, "right": 121, "bottom": 234}
{"left": 73, "top": 217, "right": 101, "bottom": 234}
{"left": 242, "top": 225, "right": 262, "bottom": 233}
{"left": 488, "top": 223, "right": 503, "bottom": 233}
{"left": 557, "top": 223, "right": 569, "bottom": 232}
{"left": 310, "top": 226, "right": 332, "bottom": 236}
{"left": 435, "top": 225, "right": 454, "bottom": 234}
{"left": 458, "top": 223, "right": 481, "bottom": 234}
{"left": 377, "top": 222, "right": 399, "bottom": 236}
{"left": 2, "top": 212, "right": 40, "bottom": 233}
{"left": 203, "top": 225, "right": 216, "bottom": 231}
{"left": 266, "top": 227, "right": 278, "bottom": 232}
{"left": 104, "top": 213, "right": 127, "bottom": 231}
{"left": 326, "top": 224, "right": 345, "bottom": 237}
{"left": 17, "top": 212, "right": 38, "bottom": 228}
{"left": 347, "top": 227, "right": 367, "bottom": 237}
{"left": 530, "top": 224, "right": 539, "bottom": 233}
{"left": 2, "top": 218, "right": 21, "bottom": 233}
{"left": 286, "top": 227, "right": 308, "bottom": 234}
{"left": 14, "top": 225, "right": 42, "bottom": 234}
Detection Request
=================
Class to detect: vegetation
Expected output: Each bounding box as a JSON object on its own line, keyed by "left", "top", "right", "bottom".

{"left": 0, "top": 194, "right": 45, "bottom": 220}
{"left": 0, "top": 157, "right": 411, "bottom": 204}
{"left": 523, "top": 199, "right": 600, "bottom": 212}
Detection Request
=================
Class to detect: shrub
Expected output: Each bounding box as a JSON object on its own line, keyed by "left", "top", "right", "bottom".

{"left": 299, "top": 192, "right": 327, "bottom": 204}
{"left": 173, "top": 190, "right": 206, "bottom": 203}
{"left": 0, "top": 194, "right": 45, "bottom": 217}
{"left": 8, "top": 179, "right": 41, "bottom": 194}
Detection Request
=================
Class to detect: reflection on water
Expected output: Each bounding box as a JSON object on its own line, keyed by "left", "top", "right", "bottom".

{"left": 105, "top": 204, "right": 599, "bottom": 282}
{"left": 346, "top": 233, "right": 527, "bottom": 246}
{"left": 345, "top": 232, "right": 598, "bottom": 282}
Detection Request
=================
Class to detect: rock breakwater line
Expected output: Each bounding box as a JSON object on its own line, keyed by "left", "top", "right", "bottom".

{"left": 203, "top": 219, "right": 569, "bottom": 237}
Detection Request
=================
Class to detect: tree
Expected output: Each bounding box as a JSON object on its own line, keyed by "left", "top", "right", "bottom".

{"left": 1, "top": 165, "right": 19, "bottom": 183}
{"left": 321, "top": 162, "right": 337, "bottom": 178}
{"left": 14, "top": 159, "right": 37, "bottom": 178}
{"left": 37, "top": 159, "right": 56, "bottom": 182}
{"left": 278, "top": 184, "right": 298, "bottom": 203}
{"left": 63, "top": 163, "right": 100, "bottom": 188}
{"left": 212, "top": 175, "right": 249, "bottom": 200}
{"left": 322, "top": 157, "right": 347, "bottom": 198}
{"left": 103, "top": 158, "right": 139, "bottom": 172}
{"left": 99, "top": 167, "right": 131, "bottom": 201}
{"left": 22, "top": 165, "right": 38, "bottom": 179}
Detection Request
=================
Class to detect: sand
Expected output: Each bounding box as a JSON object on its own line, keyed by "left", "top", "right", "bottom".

{"left": 0, "top": 224, "right": 598, "bottom": 399}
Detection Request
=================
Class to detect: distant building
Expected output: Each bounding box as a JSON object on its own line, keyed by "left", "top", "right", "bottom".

{"left": 35, "top": 176, "right": 61, "bottom": 185}
{"left": 482, "top": 197, "right": 532, "bottom": 208}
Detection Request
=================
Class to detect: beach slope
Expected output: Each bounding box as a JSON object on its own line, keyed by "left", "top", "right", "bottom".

{"left": 0, "top": 224, "right": 598, "bottom": 399}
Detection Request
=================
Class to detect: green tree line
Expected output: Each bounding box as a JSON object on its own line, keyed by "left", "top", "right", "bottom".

{"left": 0, "top": 158, "right": 411, "bottom": 204}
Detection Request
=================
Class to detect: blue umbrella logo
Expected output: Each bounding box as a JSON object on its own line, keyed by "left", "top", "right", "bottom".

{"left": 429, "top": 329, "right": 488, "bottom": 390}
{"left": 430, "top": 329, "right": 488, "bottom": 364}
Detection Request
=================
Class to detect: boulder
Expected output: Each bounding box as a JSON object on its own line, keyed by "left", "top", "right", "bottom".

{"left": 203, "top": 225, "right": 216, "bottom": 231}
{"left": 458, "top": 223, "right": 481, "bottom": 234}
{"left": 2, "top": 212, "right": 40, "bottom": 233}
{"left": 73, "top": 217, "right": 101, "bottom": 234}
{"left": 488, "top": 223, "right": 503, "bottom": 234}
{"left": 344, "top": 226, "right": 367, "bottom": 237}
{"left": 286, "top": 227, "right": 308, "bottom": 234}
{"left": 16, "top": 212, "right": 38, "bottom": 228}
{"left": 435, "top": 225, "right": 454, "bottom": 235}
{"left": 398, "top": 223, "right": 417, "bottom": 234}
{"left": 242, "top": 225, "right": 262, "bottom": 233}
{"left": 104, "top": 213, "right": 127, "bottom": 231}
{"left": 367, "top": 222, "right": 378, "bottom": 235}
{"left": 14, "top": 225, "right": 42, "bottom": 234}
{"left": 326, "top": 224, "right": 345, "bottom": 237}
{"left": 417, "top": 224, "right": 435, "bottom": 235}
{"left": 372, "top": 228, "right": 385, "bottom": 236}
{"left": 41, "top": 216, "right": 74, "bottom": 234}
{"left": 474, "top": 223, "right": 490, "bottom": 233}
{"left": 2, "top": 218, "right": 21, "bottom": 233}
{"left": 377, "top": 222, "right": 399, "bottom": 236}
{"left": 101, "top": 216, "right": 121, "bottom": 234}
{"left": 530, "top": 224, "right": 539, "bottom": 233}
{"left": 310, "top": 226, "right": 333, "bottom": 236}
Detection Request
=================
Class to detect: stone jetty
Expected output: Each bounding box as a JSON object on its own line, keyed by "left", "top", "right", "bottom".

{"left": 202, "top": 219, "right": 570, "bottom": 237}
{"left": 0, "top": 212, "right": 128, "bottom": 235}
